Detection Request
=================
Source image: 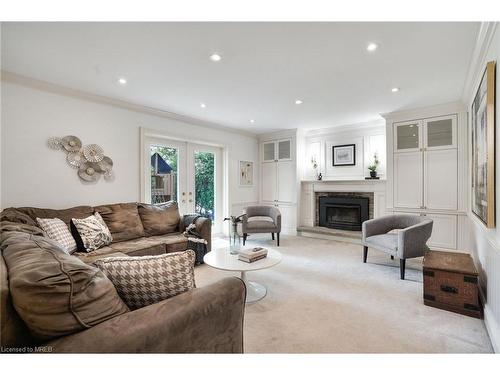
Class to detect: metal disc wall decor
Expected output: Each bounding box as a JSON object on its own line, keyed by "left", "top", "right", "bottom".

{"left": 83, "top": 144, "right": 104, "bottom": 162}
{"left": 78, "top": 162, "right": 101, "bottom": 182}
{"left": 47, "top": 135, "right": 114, "bottom": 183}
{"left": 61, "top": 136, "right": 82, "bottom": 152}
{"left": 48, "top": 137, "right": 63, "bottom": 150}
{"left": 66, "top": 150, "right": 85, "bottom": 168}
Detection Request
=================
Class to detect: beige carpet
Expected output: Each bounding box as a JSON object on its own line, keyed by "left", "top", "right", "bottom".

{"left": 195, "top": 234, "right": 493, "bottom": 353}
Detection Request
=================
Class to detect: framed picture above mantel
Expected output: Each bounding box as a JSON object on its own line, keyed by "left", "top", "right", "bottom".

{"left": 471, "top": 60, "right": 496, "bottom": 228}
{"left": 332, "top": 144, "right": 356, "bottom": 166}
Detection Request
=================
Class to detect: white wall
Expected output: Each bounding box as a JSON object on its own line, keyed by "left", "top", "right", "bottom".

{"left": 301, "top": 121, "right": 386, "bottom": 181}
{"left": 463, "top": 23, "right": 500, "bottom": 352}
{"left": 0, "top": 80, "right": 259, "bottom": 214}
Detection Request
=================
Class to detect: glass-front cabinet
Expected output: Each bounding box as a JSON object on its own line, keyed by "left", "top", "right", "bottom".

{"left": 394, "top": 120, "right": 422, "bottom": 152}
{"left": 394, "top": 115, "right": 456, "bottom": 152}
{"left": 262, "top": 138, "right": 292, "bottom": 162}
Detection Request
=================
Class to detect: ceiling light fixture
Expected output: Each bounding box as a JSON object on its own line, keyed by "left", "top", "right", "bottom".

{"left": 118, "top": 77, "right": 127, "bottom": 85}
{"left": 209, "top": 53, "right": 222, "bottom": 62}
{"left": 200, "top": 103, "right": 206, "bottom": 108}
{"left": 250, "top": 119, "right": 255, "bottom": 123}
{"left": 367, "top": 43, "right": 378, "bottom": 52}
{"left": 295, "top": 99, "right": 303, "bottom": 105}
{"left": 391, "top": 87, "right": 400, "bottom": 93}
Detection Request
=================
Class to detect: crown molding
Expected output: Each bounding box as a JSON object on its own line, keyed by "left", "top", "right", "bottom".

{"left": 1, "top": 70, "right": 259, "bottom": 139}
{"left": 303, "top": 119, "right": 385, "bottom": 137}
{"left": 380, "top": 101, "right": 466, "bottom": 122}
{"left": 461, "top": 22, "right": 498, "bottom": 105}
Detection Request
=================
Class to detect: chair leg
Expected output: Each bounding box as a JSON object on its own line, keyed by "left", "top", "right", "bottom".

{"left": 400, "top": 259, "right": 406, "bottom": 280}
{"left": 243, "top": 233, "right": 247, "bottom": 246}
{"left": 391, "top": 255, "right": 394, "bottom": 260}
{"left": 363, "top": 246, "right": 368, "bottom": 263}
{"left": 277, "top": 232, "right": 280, "bottom": 246}
{"left": 271, "top": 233, "right": 275, "bottom": 240}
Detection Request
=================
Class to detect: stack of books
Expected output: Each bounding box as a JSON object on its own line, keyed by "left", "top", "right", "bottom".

{"left": 238, "top": 247, "right": 268, "bottom": 263}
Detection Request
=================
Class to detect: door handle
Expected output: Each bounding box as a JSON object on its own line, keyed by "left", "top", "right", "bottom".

{"left": 189, "top": 199, "right": 193, "bottom": 203}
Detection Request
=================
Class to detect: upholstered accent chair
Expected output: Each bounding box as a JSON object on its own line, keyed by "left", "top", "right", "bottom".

{"left": 241, "top": 206, "right": 281, "bottom": 246}
{"left": 362, "top": 214, "right": 433, "bottom": 279}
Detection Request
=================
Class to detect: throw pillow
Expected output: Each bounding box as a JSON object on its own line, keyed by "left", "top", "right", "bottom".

{"left": 94, "top": 250, "right": 196, "bottom": 310}
{"left": 36, "top": 217, "right": 77, "bottom": 254}
{"left": 2, "top": 232, "right": 129, "bottom": 341}
{"left": 138, "top": 201, "right": 181, "bottom": 236}
{"left": 71, "top": 212, "right": 113, "bottom": 252}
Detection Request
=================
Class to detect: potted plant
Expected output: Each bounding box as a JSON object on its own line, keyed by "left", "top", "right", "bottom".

{"left": 368, "top": 152, "right": 380, "bottom": 178}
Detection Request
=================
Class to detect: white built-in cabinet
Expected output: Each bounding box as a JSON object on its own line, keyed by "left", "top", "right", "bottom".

{"left": 260, "top": 136, "right": 297, "bottom": 234}
{"left": 386, "top": 108, "right": 465, "bottom": 250}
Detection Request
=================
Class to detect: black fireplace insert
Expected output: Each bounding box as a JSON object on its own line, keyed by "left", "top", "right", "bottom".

{"left": 319, "top": 196, "right": 369, "bottom": 231}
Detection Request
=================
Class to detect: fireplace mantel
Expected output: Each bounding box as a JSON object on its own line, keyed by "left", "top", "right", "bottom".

{"left": 299, "top": 179, "right": 387, "bottom": 228}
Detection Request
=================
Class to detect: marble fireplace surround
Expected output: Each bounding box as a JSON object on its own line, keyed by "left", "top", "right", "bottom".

{"left": 300, "top": 179, "right": 387, "bottom": 229}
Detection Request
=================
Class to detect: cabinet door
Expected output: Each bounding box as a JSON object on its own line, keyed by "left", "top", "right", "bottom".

{"left": 394, "top": 151, "right": 423, "bottom": 208}
{"left": 277, "top": 160, "right": 295, "bottom": 203}
{"left": 424, "top": 149, "right": 457, "bottom": 210}
{"left": 425, "top": 213, "right": 457, "bottom": 249}
{"left": 394, "top": 120, "right": 422, "bottom": 152}
{"left": 261, "top": 162, "right": 277, "bottom": 202}
{"left": 263, "top": 141, "right": 276, "bottom": 162}
{"left": 424, "top": 115, "right": 457, "bottom": 150}
{"left": 277, "top": 139, "right": 292, "bottom": 161}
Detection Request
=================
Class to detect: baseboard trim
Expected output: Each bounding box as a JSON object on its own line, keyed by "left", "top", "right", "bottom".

{"left": 483, "top": 304, "right": 500, "bottom": 353}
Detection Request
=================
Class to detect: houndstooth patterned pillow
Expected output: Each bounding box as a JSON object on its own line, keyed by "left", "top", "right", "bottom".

{"left": 36, "top": 217, "right": 77, "bottom": 254}
{"left": 94, "top": 250, "right": 196, "bottom": 310}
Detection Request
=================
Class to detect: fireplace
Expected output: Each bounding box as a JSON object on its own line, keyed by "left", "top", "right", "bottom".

{"left": 318, "top": 196, "right": 369, "bottom": 231}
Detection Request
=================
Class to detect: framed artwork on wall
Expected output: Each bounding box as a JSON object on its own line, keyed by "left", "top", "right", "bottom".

{"left": 239, "top": 160, "right": 253, "bottom": 187}
{"left": 472, "top": 60, "right": 496, "bottom": 228}
{"left": 332, "top": 144, "right": 356, "bottom": 166}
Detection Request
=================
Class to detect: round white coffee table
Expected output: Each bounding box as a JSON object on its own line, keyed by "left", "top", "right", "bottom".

{"left": 203, "top": 247, "right": 282, "bottom": 303}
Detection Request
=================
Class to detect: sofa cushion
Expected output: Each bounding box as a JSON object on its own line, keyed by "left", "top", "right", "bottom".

{"left": 149, "top": 233, "right": 189, "bottom": 253}
{"left": 246, "top": 220, "right": 278, "bottom": 231}
{"left": 71, "top": 212, "right": 113, "bottom": 252}
{"left": 36, "top": 217, "right": 77, "bottom": 254}
{"left": 138, "top": 202, "right": 180, "bottom": 236}
{"left": 13, "top": 206, "right": 94, "bottom": 227}
{"left": 72, "top": 251, "right": 128, "bottom": 265}
{"left": 1, "top": 231, "right": 129, "bottom": 341}
{"left": 94, "top": 203, "right": 144, "bottom": 242}
{"left": 94, "top": 250, "right": 196, "bottom": 310}
{"left": 108, "top": 237, "right": 166, "bottom": 256}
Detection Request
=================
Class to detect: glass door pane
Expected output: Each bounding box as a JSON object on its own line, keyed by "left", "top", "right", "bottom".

{"left": 150, "top": 145, "right": 178, "bottom": 205}
{"left": 426, "top": 118, "right": 454, "bottom": 148}
{"left": 263, "top": 142, "right": 276, "bottom": 161}
{"left": 278, "top": 139, "right": 291, "bottom": 160}
{"left": 194, "top": 150, "right": 215, "bottom": 222}
{"left": 395, "top": 122, "right": 420, "bottom": 150}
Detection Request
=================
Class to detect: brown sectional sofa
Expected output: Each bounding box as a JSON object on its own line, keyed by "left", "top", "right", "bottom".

{"left": 0, "top": 202, "right": 246, "bottom": 353}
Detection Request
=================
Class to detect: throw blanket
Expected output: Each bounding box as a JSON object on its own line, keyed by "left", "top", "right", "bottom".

{"left": 182, "top": 214, "right": 208, "bottom": 265}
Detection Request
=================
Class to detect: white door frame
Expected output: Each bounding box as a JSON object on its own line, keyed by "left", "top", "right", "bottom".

{"left": 140, "top": 127, "right": 228, "bottom": 235}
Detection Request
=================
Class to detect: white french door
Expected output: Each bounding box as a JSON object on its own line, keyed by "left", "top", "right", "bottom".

{"left": 144, "top": 136, "right": 223, "bottom": 233}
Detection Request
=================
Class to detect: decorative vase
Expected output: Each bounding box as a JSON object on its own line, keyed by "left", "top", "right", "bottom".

{"left": 370, "top": 171, "right": 377, "bottom": 178}
{"left": 317, "top": 173, "right": 323, "bottom": 181}
{"left": 229, "top": 222, "right": 241, "bottom": 254}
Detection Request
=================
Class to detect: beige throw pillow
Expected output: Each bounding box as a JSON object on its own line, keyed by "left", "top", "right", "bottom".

{"left": 36, "top": 217, "right": 77, "bottom": 254}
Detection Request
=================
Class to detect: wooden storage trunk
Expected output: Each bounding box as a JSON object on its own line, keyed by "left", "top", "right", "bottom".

{"left": 423, "top": 250, "right": 481, "bottom": 318}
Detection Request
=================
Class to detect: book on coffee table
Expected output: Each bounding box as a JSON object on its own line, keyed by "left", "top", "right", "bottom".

{"left": 238, "top": 247, "right": 268, "bottom": 263}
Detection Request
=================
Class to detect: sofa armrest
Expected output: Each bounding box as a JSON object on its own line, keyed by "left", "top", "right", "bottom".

{"left": 398, "top": 219, "right": 433, "bottom": 259}
{"left": 180, "top": 215, "right": 212, "bottom": 252}
{"left": 46, "top": 277, "right": 246, "bottom": 353}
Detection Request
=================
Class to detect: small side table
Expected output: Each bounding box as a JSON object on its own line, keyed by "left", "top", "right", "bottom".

{"left": 423, "top": 250, "right": 481, "bottom": 318}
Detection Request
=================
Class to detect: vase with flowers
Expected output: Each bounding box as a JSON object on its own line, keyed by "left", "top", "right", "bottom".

{"left": 368, "top": 152, "right": 380, "bottom": 178}
{"left": 224, "top": 214, "right": 246, "bottom": 254}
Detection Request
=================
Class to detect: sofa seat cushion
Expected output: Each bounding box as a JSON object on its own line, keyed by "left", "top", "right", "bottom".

{"left": 365, "top": 233, "right": 398, "bottom": 253}
{"left": 138, "top": 202, "right": 180, "bottom": 236}
{"left": 108, "top": 237, "right": 166, "bottom": 256}
{"left": 73, "top": 247, "right": 124, "bottom": 263}
{"left": 248, "top": 216, "right": 274, "bottom": 223}
{"left": 149, "top": 233, "right": 189, "bottom": 253}
{"left": 1, "top": 231, "right": 129, "bottom": 341}
{"left": 94, "top": 203, "right": 145, "bottom": 242}
{"left": 73, "top": 251, "right": 128, "bottom": 265}
{"left": 94, "top": 250, "right": 196, "bottom": 310}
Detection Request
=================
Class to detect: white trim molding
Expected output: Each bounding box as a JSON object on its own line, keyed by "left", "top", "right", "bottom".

{"left": 1, "top": 70, "right": 258, "bottom": 139}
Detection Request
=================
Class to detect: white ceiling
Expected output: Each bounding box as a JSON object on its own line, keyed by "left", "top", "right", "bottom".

{"left": 1, "top": 22, "right": 479, "bottom": 134}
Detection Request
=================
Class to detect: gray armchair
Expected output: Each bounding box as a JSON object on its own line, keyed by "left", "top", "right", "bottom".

{"left": 241, "top": 206, "right": 281, "bottom": 246}
{"left": 362, "top": 214, "right": 433, "bottom": 279}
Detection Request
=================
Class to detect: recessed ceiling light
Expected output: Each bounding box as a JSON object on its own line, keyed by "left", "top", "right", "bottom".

{"left": 200, "top": 103, "right": 206, "bottom": 108}
{"left": 367, "top": 43, "right": 378, "bottom": 52}
{"left": 295, "top": 99, "right": 303, "bottom": 105}
{"left": 391, "top": 87, "right": 400, "bottom": 93}
{"left": 209, "top": 53, "right": 222, "bottom": 62}
{"left": 250, "top": 119, "right": 255, "bottom": 123}
{"left": 118, "top": 77, "right": 127, "bottom": 85}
